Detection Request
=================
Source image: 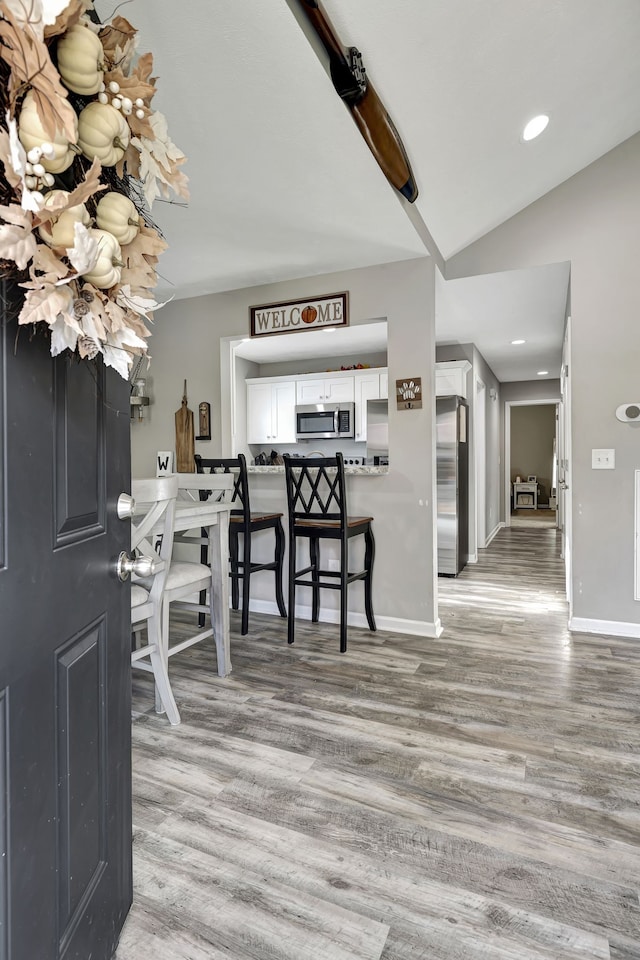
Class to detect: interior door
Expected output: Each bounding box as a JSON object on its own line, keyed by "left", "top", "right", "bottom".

{"left": 0, "top": 285, "right": 132, "bottom": 960}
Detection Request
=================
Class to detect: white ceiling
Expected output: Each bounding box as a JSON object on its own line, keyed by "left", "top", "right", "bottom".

{"left": 107, "top": 1, "right": 640, "bottom": 380}
{"left": 436, "top": 263, "right": 571, "bottom": 383}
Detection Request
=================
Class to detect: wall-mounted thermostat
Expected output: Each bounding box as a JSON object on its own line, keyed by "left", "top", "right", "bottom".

{"left": 616, "top": 403, "right": 640, "bottom": 422}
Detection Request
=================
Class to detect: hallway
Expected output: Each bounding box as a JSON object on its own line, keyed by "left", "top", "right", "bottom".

{"left": 119, "top": 527, "right": 640, "bottom": 960}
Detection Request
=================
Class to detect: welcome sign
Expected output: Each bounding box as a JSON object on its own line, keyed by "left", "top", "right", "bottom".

{"left": 250, "top": 292, "right": 349, "bottom": 338}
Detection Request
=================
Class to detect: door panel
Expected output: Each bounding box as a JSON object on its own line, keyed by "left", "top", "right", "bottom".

{"left": 0, "top": 286, "right": 132, "bottom": 960}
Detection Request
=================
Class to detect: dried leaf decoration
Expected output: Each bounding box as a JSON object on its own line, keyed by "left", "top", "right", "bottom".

{"left": 3, "top": 0, "right": 72, "bottom": 40}
{"left": 0, "top": 0, "right": 188, "bottom": 378}
{"left": 18, "top": 281, "right": 72, "bottom": 326}
{"left": 34, "top": 158, "right": 105, "bottom": 225}
{"left": 43, "top": 0, "right": 91, "bottom": 38}
{"left": 99, "top": 16, "right": 137, "bottom": 67}
{"left": 0, "top": 9, "right": 77, "bottom": 140}
{"left": 0, "top": 204, "right": 37, "bottom": 268}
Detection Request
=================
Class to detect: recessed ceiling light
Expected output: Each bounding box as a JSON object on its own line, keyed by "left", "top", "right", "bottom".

{"left": 537, "top": 370, "right": 549, "bottom": 376}
{"left": 522, "top": 114, "right": 549, "bottom": 141}
{"left": 511, "top": 339, "right": 526, "bottom": 345}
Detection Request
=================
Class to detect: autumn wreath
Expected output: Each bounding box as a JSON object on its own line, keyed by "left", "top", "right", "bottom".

{"left": 0, "top": 0, "right": 188, "bottom": 378}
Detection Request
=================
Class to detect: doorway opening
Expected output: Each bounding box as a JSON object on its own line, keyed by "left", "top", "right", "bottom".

{"left": 505, "top": 400, "right": 559, "bottom": 530}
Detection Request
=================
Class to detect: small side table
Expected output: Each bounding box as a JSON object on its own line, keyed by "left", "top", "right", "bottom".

{"left": 513, "top": 481, "right": 538, "bottom": 509}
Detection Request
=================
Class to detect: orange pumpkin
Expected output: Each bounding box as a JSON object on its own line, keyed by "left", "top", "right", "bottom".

{"left": 301, "top": 305, "right": 317, "bottom": 324}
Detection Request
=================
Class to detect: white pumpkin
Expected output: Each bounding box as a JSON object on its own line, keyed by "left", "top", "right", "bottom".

{"left": 81, "top": 229, "right": 124, "bottom": 289}
{"left": 56, "top": 22, "right": 105, "bottom": 96}
{"left": 95, "top": 192, "right": 140, "bottom": 246}
{"left": 77, "top": 102, "right": 130, "bottom": 167}
{"left": 18, "top": 91, "right": 79, "bottom": 174}
{"left": 38, "top": 190, "right": 90, "bottom": 248}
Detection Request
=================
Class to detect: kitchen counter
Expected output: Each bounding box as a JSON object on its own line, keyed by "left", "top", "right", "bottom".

{"left": 247, "top": 464, "right": 389, "bottom": 476}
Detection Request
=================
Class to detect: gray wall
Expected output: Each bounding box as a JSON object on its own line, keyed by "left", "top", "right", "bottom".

{"left": 510, "top": 405, "right": 556, "bottom": 501}
{"left": 131, "top": 257, "right": 442, "bottom": 635}
{"left": 448, "top": 132, "right": 640, "bottom": 626}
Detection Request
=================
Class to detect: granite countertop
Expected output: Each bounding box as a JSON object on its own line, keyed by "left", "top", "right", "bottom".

{"left": 247, "top": 464, "right": 389, "bottom": 476}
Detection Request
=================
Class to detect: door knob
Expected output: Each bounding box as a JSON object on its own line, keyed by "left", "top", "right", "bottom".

{"left": 116, "top": 551, "right": 158, "bottom": 582}
{"left": 117, "top": 493, "right": 136, "bottom": 519}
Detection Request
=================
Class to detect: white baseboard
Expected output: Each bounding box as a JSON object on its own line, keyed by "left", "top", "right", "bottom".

{"left": 569, "top": 616, "right": 640, "bottom": 639}
{"left": 248, "top": 598, "right": 443, "bottom": 638}
{"left": 467, "top": 552, "right": 478, "bottom": 565}
{"left": 485, "top": 522, "right": 504, "bottom": 547}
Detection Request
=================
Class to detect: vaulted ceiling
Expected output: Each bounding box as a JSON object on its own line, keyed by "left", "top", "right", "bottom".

{"left": 113, "top": 1, "right": 640, "bottom": 379}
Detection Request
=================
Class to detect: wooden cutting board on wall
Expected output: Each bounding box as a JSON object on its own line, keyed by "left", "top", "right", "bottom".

{"left": 175, "top": 380, "right": 195, "bottom": 472}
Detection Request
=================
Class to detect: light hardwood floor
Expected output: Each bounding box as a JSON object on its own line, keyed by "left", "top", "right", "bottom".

{"left": 116, "top": 526, "right": 640, "bottom": 960}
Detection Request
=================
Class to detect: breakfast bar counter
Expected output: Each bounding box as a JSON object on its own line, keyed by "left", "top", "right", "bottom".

{"left": 247, "top": 464, "right": 389, "bottom": 476}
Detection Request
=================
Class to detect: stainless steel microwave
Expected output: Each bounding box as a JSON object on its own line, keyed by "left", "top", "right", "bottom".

{"left": 295, "top": 402, "right": 355, "bottom": 441}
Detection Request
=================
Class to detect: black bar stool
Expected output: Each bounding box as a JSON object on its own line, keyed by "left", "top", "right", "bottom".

{"left": 284, "top": 452, "right": 376, "bottom": 653}
{"left": 195, "top": 454, "right": 286, "bottom": 635}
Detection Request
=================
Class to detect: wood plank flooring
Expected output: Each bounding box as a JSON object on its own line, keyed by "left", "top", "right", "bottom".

{"left": 116, "top": 526, "right": 640, "bottom": 960}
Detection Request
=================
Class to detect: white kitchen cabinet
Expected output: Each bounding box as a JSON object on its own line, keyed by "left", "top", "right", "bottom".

{"left": 354, "top": 373, "right": 382, "bottom": 442}
{"left": 435, "top": 360, "right": 471, "bottom": 399}
{"left": 379, "top": 371, "right": 388, "bottom": 399}
{"left": 296, "top": 375, "right": 354, "bottom": 405}
{"left": 246, "top": 379, "right": 296, "bottom": 444}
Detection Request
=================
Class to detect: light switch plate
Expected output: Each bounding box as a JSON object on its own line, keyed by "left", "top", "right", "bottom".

{"left": 592, "top": 448, "right": 615, "bottom": 469}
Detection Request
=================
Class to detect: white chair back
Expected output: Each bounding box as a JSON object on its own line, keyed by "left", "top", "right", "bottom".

{"left": 130, "top": 476, "right": 180, "bottom": 725}
{"left": 131, "top": 476, "right": 179, "bottom": 603}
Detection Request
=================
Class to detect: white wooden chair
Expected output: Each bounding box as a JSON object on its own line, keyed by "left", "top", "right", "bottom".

{"left": 130, "top": 476, "right": 181, "bottom": 726}
{"left": 138, "top": 472, "right": 233, "bottom": 703}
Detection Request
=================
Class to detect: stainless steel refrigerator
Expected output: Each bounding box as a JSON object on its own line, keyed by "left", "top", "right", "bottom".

{"left": 436, "top": 395, "right": 469, "bottom": 576}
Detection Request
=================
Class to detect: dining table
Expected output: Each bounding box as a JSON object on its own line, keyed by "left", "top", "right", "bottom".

{"left": 151, "top": 472, "right": 234, "bottom": 677}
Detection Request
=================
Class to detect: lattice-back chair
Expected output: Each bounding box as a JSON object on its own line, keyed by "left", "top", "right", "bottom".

{"left": 195, "top": 454, "right": 286, "bottom": 635}
{"left": 284, "top": 452, "right": 375, "bottom": 653}
{"left": 130, "top": 476, "right": 181, "bottom": 725}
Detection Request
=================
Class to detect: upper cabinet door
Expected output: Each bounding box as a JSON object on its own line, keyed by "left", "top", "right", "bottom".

{"left": 296, "top": 378, "right": 326, "bottom": 404}
{"left": 247, "top": 381, "right": 275, "bottom": 443}
{"left": 272, "top": 381, "right": 296, "bottom": 443}
{"left": 296, "top": 375, "right": 355, "bottom": 404}
{"left": 354, "top": 373, "right": 381, "bottom": 441}
{"left": 324, "top": 377, "right": 355, "bottom": 403}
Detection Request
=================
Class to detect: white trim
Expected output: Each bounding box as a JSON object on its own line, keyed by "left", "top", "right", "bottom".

{"left": 485, "top": 521, "right": 504, "bottom": 547}
{"left": 475, "top": 377, "right": 487, "bottom": 549}
{"left": 248, "top": 598, "right": 443, "bottom": 638}
{"left": 635, "top": 469, "right": 640, "bottom": 601}
{"left": 466, "top": 552, "right": 478, "bottom": 564}
{"left": 569, "top": 617, "right": 640, "bottom": 640}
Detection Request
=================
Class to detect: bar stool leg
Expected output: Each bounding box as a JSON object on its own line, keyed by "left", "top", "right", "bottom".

{"left": 287, "top": 532, "right": 296, "bottom": 645}
{"left": 310, "top": 536, "right": 320, "bottom": 623}
{"left": 229, "top": 528, "right": 240, "bottom": 611}
{"left": 274, "top": 518, "right": 287, "bottom": 618}
{"left": 339, "top": 536, "right": 348, "bottom": 653}
{"left": 241, "top": 528, "right": 251, "bottom": 636}
{"left": 364, "top": 525, "right": 376, "bottom": 632}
